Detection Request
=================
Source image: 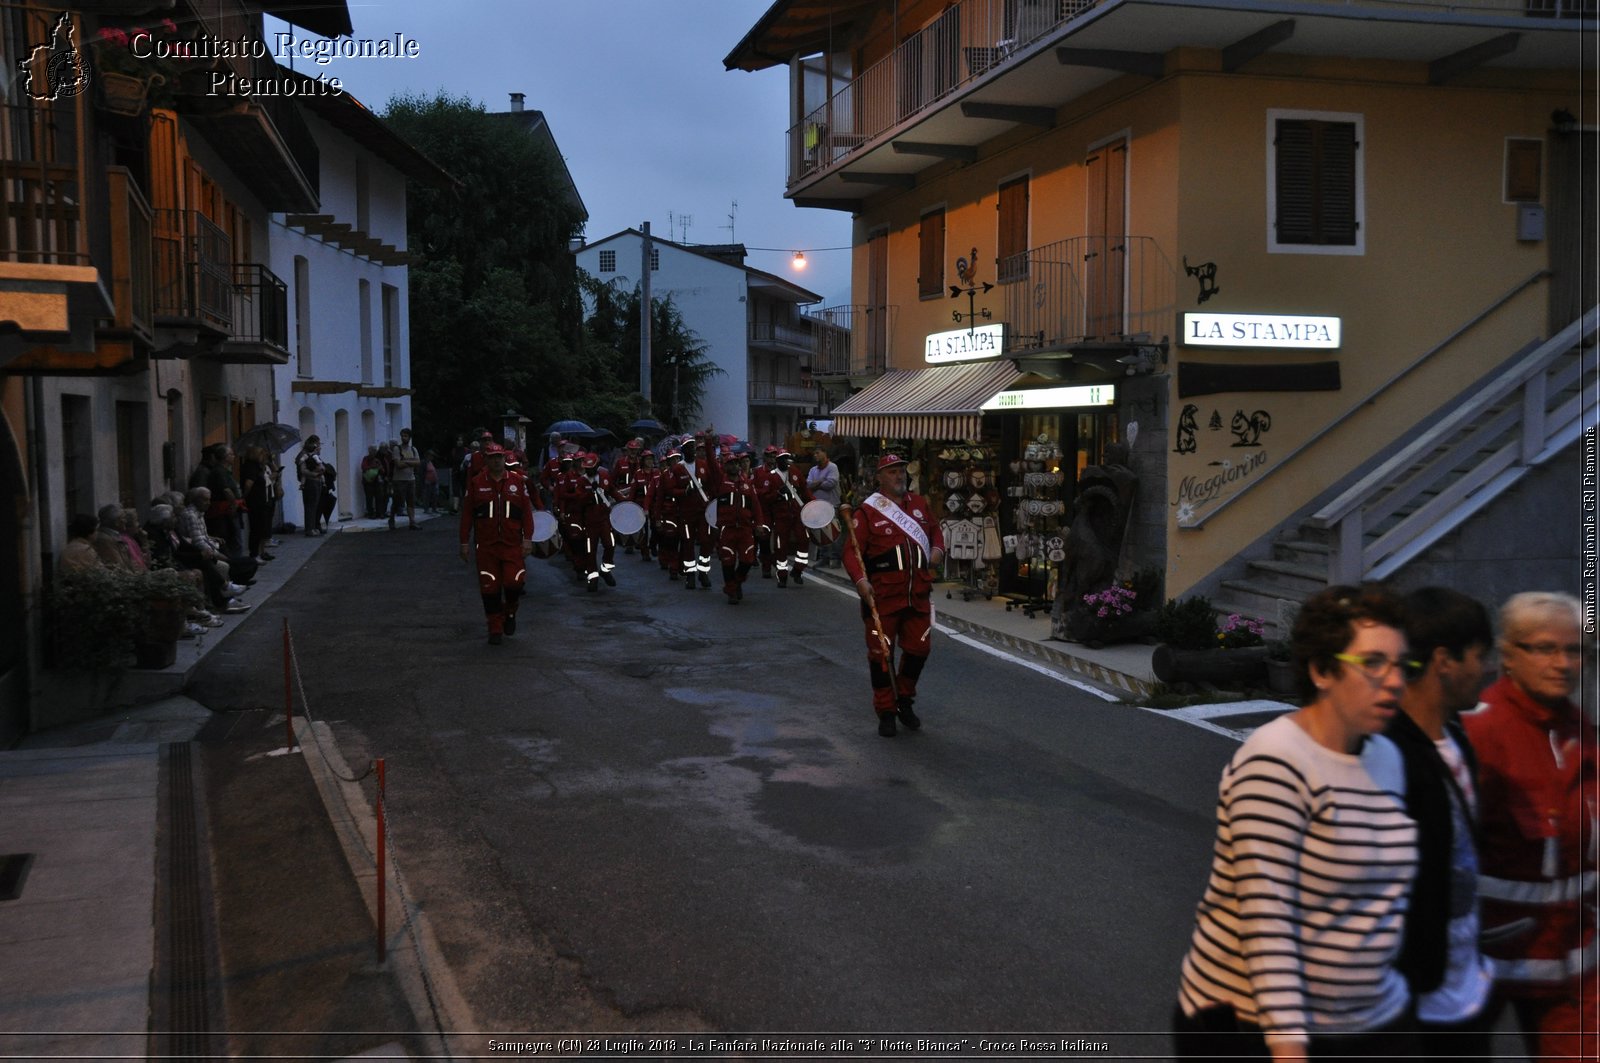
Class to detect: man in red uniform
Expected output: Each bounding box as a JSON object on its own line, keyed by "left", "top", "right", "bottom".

{"left": 654, "top": 449, "right": 685, "bottom": 577}
{"left": 559, "top": 452, "right": 618, "bottom": 591}
{"left": 752, "top": 446, "right": 782, "bottom": 579}
{"left": 1463, "top": 592, "right": 1596, "bottom": 1063}
{"left": 632, "top": 448, "right": 659, "bottom": 563}
{"left": 770, "top": 449, "right": 812, "bottom": 588}
{"left": 458, "top": 444, "right": 536, "bottom": 644}
{"left": 610, "top": 438, "right": 646, "bottom": 556}
{"left": 712, "top": 454, "right": 765, "bottom": 604}
{"left": 674, "top": 436, "right": 719, "bottom": 589}
{"left": 843, "top": 454, "right": 947, "bottom": 737}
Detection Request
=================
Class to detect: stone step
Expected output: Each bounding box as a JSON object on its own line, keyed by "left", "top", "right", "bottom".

{"left": 1244, "top": 557, "right": 1329, "bottom": 596}
{"left": 1272, "top": 538, "right": 1331, "bottom": 569}
{"left": 1216, "top": 578, "right": 1311, "bottom": 627}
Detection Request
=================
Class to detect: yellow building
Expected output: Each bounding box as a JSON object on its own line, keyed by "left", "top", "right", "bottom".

{"left": 728, "top": 0, "right": 1595, "bottom": 624}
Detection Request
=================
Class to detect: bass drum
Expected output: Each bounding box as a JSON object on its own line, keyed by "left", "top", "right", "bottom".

{"left": 609, "top": 500, "right": 646, "bottom": 543}
{"left": 800, "top": 499, "right": 841, "bottom": 544}
{"left": 704, "top": 499, "right": 718, "bottom": 527}
{"left": 529, "top": 510, "right": 562, "bottom": 558}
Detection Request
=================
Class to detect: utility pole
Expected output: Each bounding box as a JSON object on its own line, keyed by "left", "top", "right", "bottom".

{"left": 640, "top": 221, "right": 652, "bottom": 416}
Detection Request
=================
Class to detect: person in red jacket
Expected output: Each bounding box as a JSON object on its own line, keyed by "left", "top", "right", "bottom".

{"left": 609, "top": 438, "right": 647, "bottom": 557}
{"left": 752, "top": 446, "right": 783, "bottom": 579}
{"left": 842, "top": 454, "right": 946, "bottom": 737}
{"left": 558, "top": 453, "right": 617, "bottom": 591}
{"left": 711, "top": 454, "right": 765, "bottom": 604}
{"left": 458, "top": 444, "right": 536, "bottom": 644}
{"left": 770, "top": 449, "right": 812, "bottom": 588}
{"left": 673, "top": 436, "right": 720, "bottom": 590}
{"left": 1462, "top": 591, "right": 1596, "bottom": 1063}
{"left": 633, "top": 448, "right": 659, "bottom": 563}
{"left": 653, "top": 449, "right": 685, "bottom": 577}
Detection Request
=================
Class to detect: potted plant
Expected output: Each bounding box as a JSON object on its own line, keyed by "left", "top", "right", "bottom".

{"left": 89, "top": 20, "right": 197, "bottom": 115}
{"left": 1265, "top": 639, "right": 1298, "bottom": 699}
{"left": 51, "top": 565, "right": 204, "bottom": 672}
{"left": 1152, "top": 598, "right": 1270, "bottom": 686}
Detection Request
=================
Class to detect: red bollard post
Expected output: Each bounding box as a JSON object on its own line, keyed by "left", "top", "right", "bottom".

{"left": 376, "top": 757, "right": 387, "bottom": 964}
{"left": 283, "top": 618, "right": 294, "bottom": 751}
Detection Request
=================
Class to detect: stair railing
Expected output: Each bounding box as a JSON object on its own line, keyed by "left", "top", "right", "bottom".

{"left": 1309, "top": 303, "right": 1598, "bottom": 583}
{"left": 1186, "top": 269, "right": 1550, "bottom": 531}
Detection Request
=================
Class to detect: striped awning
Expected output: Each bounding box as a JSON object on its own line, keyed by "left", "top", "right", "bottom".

{"left": 830, "top": 361, "right": 1023, "bottom": 441}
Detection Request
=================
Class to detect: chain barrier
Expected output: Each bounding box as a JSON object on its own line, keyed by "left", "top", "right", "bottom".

{"left": 282, "top": 621, "right": 451, "bottom": 1056}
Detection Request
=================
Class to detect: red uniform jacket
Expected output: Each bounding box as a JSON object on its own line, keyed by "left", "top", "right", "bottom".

{"left": 842, "top": 491, "right": 945, "bottom": 614}
{"left": 459, "top": 470, "right": 536, "bottom": 549}
{"left": 1463, "top": 676, "right": 1598, "bottom": 992}
{"left": 558, "top": 470, "right": 613, "bottom": 525}
{"left": 713, "top": 473, "right": 765, "bottom": 533}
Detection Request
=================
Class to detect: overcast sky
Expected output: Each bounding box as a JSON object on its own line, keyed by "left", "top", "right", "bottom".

{"left": 272, "top": 1, "right": 854, "bottom": 305}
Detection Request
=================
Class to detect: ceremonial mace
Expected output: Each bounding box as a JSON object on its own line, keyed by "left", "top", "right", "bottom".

{"left": 837, "top": 503, "right": 892, "bottom": 662}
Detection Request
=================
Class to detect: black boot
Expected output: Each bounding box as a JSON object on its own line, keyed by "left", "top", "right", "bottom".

{"left": 896, "top": 697, "right": 921, "bottom": 731}
{"left": 877, "top": 713, "right": 897, "bottom": 738}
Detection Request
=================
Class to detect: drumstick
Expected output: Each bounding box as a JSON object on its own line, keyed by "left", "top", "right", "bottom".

{"left": 838, "top": 504, "right": 892, "bottom": 662}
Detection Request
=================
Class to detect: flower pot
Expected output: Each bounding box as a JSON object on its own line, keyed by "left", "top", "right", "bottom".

{"left": 132, "top": 597, "right": 186, "bottom": 670}
{"left": 1265, "top": 657, "right": 1298, "bottom": 699}
{"left": 1152, "top": 644, "right": 1269, "bottom": 685}
{"left": 97, "top": 71, "right": 152, "bottom": 116}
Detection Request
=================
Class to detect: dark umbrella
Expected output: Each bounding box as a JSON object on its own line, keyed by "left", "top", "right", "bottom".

{"left": 234, "top": 422, "right": 301, "bottom": 453}
{"left": 542, "top": 419, "right": 595, "bottom": 437}
{"left": 627, "top": 418, "right": 669, "bottom": 437}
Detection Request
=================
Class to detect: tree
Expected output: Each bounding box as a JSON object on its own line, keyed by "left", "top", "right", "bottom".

{"left": 578, "top": 272, "right": 721, "bottom": 433}
{"left": 382, "top": 91, "right": 588, "bottom": 444}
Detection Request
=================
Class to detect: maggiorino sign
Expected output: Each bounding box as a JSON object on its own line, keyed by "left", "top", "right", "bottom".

{"left": 1181, "top": 313, "right": 1341, "bottom": 350}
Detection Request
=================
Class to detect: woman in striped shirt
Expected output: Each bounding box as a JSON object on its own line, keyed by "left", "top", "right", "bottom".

{"left": 1174, "top": 584, "right": 1421, "bottom": 1060}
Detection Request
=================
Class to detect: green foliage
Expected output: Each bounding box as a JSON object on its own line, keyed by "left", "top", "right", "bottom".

{"left": 1154, "top": 594, "right": 1217, "bottom": 651}
{"left": 50, "top": 566, "right": 204, "bottom": 671}
{"left": 579, "top": 272, "right": 722, "bottom": 433}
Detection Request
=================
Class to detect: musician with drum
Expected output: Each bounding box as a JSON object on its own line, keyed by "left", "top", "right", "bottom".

{"left": 458, "top": 443, "right": 537, "bottom": 645}
{"left": 671, "top": 436, "right": 720, "bottom": 590}
{"left": 559, "top": 452, "right": 619, "bottom": 591}
{"left": 770, "top": 449, "right": 813, "bottom": 587}
{"left": 710, "top": 457, "right": 765, "bottom": 604}
{"left": 842, "top": 454, "right": 947, "bottom": 738}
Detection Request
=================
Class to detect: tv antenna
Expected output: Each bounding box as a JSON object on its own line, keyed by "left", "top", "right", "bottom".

{"left": 667, "top": 211, "right": 693, "bottom": 243}
{"left": 722, "top": 200, "right": 738, "bottom": 243}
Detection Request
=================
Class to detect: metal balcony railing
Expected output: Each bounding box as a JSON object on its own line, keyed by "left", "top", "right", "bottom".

{"left": 152, "top": 208, "right": 232, "bottom": 332}
{"left": 790, "top": 0, "right": 1092, "bottom": 183}
{"left": 749, "top": 321, "right": 814, "bottom": 354}
{"left": 227, "top": 262, "right": 289, "bottom": 353}
{"left": 749, "top": 380, "right": 817, "bottom": 404}
{"left": 807, "top": 304, "right": 898, "bottom": 379}
{"left": 998, "top": 235, "right": 1177, "bottom": 351}
{"left": 0, "top": 158, "right": 87, "bottom": 268}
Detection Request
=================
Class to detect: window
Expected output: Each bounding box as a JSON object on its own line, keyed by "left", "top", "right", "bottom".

{"left": 997, "top": 175, "right": 1030, "bottom": 282}
{"left": 1269, "top": 110, "right": 1363, "bottom": 254}
{"left": 358, "top": 279, "right": 373, "bottom": 383}
{"left": 294, "top": 255, "right": 311, "bottom": 375}
{"left": 918, "top": 207, "right": 945, "bottom": 299}
{"left": 599, "top": 249, "right": 616, "bottom": 272}
{"left": 650, "top": 247, "right": 661, "bottom": 271}
{"left": 60, "top": 394, "right": 92, "bottom": 527}
{"left": 1505, "top": 138, "right": 1542, "bottom": 202}
{"left": 381, "top": 284, "right": 399, "bottom": 387}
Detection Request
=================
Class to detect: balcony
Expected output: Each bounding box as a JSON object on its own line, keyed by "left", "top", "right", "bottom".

{"left": 771, "top": 0, "right": 1589, "bottom": 209}
{"left": 999, "top": 235, "right": 1177, "bottom": 368}
{"left": 749, "top": 380, "right": 817, "bottom": 406}
{"left": 0, "top": 155, "right": 107, "bottom": 356}
{"left": 104, "top": 167, "right": 154, "bottom": 347}
{"left": 208, "top": 263, "right": 289, "bottom": 364}
{"left": 152, "top": 208, "right": 231, "bottom": 352}
{"left": 806, "top": 304, "right": 897, "bottom": 382}
{"left": 749, "top": 320, "right": 814, "bottom": 356}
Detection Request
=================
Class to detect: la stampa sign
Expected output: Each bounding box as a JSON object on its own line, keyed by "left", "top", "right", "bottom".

{"left": 1182, "top": 313, "right": 1341, "bottom": 350}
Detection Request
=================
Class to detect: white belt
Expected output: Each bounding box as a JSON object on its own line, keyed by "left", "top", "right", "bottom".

{"left": 1480, "top": 869, "right": 1598, "bottom": 906}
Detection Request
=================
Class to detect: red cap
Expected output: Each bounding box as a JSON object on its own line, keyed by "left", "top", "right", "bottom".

{"left": 877, "top": 453, "right": 908, "bottom": 471}
{"left": 582, "top": 453, "right": 600, "bottom": 469}
{"left": 483, "top": 443, "right": 506, "bottom": 457}
{"left": 763, "top": 445, "right": 779, "bottom": 456}
{"left": 664, "top": 449, "right": 683, "bottom": 462}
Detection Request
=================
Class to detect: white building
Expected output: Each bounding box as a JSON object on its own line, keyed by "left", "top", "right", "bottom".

{"left": 271, "top": 85, "right": 452, "bottom": 528}
{"left": 574, "top": 230, "right": 823, "bottom": 445}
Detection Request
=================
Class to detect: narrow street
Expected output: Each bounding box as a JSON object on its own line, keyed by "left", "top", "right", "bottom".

{"left": 195, "top": 521, "right": 1242, "bottom": 1046}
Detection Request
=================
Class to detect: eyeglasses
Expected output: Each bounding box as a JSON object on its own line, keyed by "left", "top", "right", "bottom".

{"left": 1512, "top": 641, "right": 1585, "bottom": 660}
{"left": 1333, "top": 652, "right": 1425, "bottom": 681}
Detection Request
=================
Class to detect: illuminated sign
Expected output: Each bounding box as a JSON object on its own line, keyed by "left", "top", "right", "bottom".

{"left": 982, "top": 384, "right": 1116, "bottom": 411}
{"left": 925, "top": 323, "right": 1006, "bottom": 363}
{"left": 1181, "top": 313, "right": 1341, "bottom": 350}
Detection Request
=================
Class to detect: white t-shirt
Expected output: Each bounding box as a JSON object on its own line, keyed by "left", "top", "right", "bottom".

{"left": 1416, "top": 733, "right": 1494, "bottom": 1024}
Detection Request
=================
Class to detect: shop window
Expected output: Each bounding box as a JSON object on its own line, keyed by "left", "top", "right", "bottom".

{"left": 1269, "top": 110, "right": 1363, "bottom": 254}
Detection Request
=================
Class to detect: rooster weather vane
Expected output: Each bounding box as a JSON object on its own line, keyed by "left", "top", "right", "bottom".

{"left": 949, "top": 247, "right": 993, "bottom": 331}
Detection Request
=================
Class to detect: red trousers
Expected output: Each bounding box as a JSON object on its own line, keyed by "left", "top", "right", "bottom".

{"left": 862, "top": 602, "right": 932, "bottom": 714}
{"left": 474, "top": 544, "right": 526, "bottom": 633}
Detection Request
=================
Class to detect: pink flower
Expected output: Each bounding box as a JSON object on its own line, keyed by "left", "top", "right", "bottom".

{"left": 97, "top": 26, "right": 130, "bottom": 47}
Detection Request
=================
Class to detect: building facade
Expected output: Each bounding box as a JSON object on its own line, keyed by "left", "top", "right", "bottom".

{"left": 728, "top": 0, "right": 1594, "bottom": 618}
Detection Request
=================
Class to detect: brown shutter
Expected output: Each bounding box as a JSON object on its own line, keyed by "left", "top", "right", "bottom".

{"left": 919, "top": 208, "right": 944, "bottom": 298}
{"left": 997, "top": 176, "right": 1029, "bottom": 282}
{"left": 1275, "top": 118, "right": 1357, "bottom": 246}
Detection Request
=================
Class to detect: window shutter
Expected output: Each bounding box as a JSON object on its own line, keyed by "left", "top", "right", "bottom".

{"left": 997, "top": 177, "right": 1029, "bottom": 282}
{"left": 1275, "top": 120, "right": 1316, "bottom": 244}
{"left": 919, "top": 209, "right": 944, "bottom": 298}
{"left": 1275, "top": 118, "right": 1357, "bottom": 247}
{"left": 1319, "top": 122, "right": 1358, "bottom": 244}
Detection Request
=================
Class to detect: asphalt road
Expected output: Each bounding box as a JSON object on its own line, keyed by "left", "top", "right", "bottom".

{"left": 192, "top": 519, "right": 1243, "bottom": 1052}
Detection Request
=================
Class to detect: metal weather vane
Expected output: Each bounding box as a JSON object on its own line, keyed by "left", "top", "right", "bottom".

{"left": 949, "top": 247, "right": 993, "bottom": 332}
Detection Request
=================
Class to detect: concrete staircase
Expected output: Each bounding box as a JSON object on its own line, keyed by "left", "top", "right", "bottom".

{"left": 1211, "top": 305, "right": 1598, "bottom": 634}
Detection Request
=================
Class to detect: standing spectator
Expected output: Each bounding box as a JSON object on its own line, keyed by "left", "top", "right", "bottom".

{"left": 360, "top": 445, "right": 385, "bottom": 519}
{"left": 1173, "top": 583, "right": 1420, "bottom": 1059}
{"left": 389, "top": 427, "right": 420, "bottom": 529}
{"left": 806, "top": 445, "right": 844, "bottom": 563}
{"left": 59, "top": 513, "right": 103, "bottom": 575}
{"left": 295, "top": 436, "right": 325, "bottom": 536}
{"left": 239, "top": 446, "right": 275, "bottom": 563}
{"left": 421, "top": 450, "right": 441, "bottom": 513}
{"left": 198, "top": 445, "right": 245, "bottom": 556}
{"left": 319, "top": 456, "right": 339, "bottom": 529}
{"left": 1463, "top": 592, "right": 1596, "bottom": 1063}
{"left": 1390, "top": 586, "right": 1496, "bottom": 1059}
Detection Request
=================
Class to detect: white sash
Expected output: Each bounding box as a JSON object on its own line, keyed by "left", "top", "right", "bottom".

{"left": 863, "top": 492, "right": 931, "bottom": 559}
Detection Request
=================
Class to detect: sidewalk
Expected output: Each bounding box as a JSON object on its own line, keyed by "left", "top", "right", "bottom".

{"left": 0, "top": 512, "right": 440, "bottom": 1060}
{"left": 805, "top": 560, "right": 1160, "bottom": 701}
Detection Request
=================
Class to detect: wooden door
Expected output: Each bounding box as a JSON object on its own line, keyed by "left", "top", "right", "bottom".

{"left": 866, "top": 230, "right": 888, "bottom": 374}
{"left": 1085, "top": 138, "right": 1127, "bottom": 339}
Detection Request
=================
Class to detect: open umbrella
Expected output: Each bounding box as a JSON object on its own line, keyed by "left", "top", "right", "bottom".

{"left": 627, "top": 418, "right": 669, "bottom": 437}
{"left": 542, "top": 419, "right": 595, "bottom": 438}
{"left": 234, "top": 423, "right": 301, "bottom": 453}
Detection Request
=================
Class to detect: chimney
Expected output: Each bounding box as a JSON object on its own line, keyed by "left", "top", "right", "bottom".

{"left": 509, "top": 92, "right": 525, "bottom": 113}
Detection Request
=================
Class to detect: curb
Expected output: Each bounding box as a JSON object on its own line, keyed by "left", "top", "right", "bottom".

{"left": 293, "top": 716, "right": 478, "bottom": 1059}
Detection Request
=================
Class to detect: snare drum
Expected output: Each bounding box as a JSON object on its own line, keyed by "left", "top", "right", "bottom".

{"left": 800, "top": 499, "right": 841, "bottom": 544}
{"left": 530, "top": 510, "right": 561, "bottom": 558}
{"left": 609, "top": 500, "right": 646, "bottom": 543}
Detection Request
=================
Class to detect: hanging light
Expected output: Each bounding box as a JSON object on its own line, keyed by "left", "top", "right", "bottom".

{"left": 792, "top": 251, "right": 806, "bottom": 270}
